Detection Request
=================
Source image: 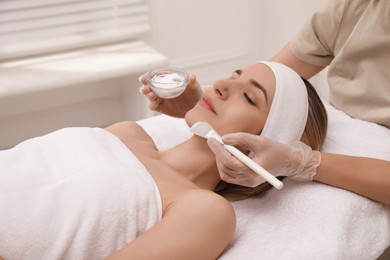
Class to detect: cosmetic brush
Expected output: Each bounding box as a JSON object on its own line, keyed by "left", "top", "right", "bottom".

{"left": 190, "top": 121, "right": 283, "bottom": 190}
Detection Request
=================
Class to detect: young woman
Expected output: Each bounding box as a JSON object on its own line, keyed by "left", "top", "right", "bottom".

{"left": 141, "top": 0, "right": 390, "bottom": 206}
{"left": 0, "top": 62, "right": 327, "bottom": 259}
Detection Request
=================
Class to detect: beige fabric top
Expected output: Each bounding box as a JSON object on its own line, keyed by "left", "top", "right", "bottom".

{"left": 290, "top": 0, "right": 390, "bottom": 128}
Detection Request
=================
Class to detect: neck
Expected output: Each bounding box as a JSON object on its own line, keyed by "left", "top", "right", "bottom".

{"left": 159, "top": 135, "right": 221, "bottom": 191}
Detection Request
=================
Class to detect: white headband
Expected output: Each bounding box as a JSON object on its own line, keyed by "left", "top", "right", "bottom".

{"left": 257, "top": 61, "right": 308, "bottom": 144}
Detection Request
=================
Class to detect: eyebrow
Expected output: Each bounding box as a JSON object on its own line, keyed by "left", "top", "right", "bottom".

{"left": 234, "top": 69, "right": 268, "bottom": 103}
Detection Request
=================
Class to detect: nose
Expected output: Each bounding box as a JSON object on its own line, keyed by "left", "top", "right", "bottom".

{"left": 213, "top": 79, "right": 238, "bottom": 100}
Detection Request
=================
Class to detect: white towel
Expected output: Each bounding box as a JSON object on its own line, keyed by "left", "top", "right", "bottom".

{"left": 321, "top": 101, "right": 390, "bottom": 159}
{"left": 0, "top": 128, "right": 162, "bottom": 259}
{"left": 137, "top": 100, "right": 390, "bottom": 260}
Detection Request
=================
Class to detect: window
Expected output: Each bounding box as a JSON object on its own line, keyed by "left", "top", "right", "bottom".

{"left": 0, "top": 0, "right": 150, "bottom": 62}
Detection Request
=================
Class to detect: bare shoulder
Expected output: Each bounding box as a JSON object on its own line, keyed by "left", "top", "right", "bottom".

{"left": 107, "top": 189, "right": 236, "bottom": 259}
{"left": 105, "top": 121, "right": 145, "bottom": 137}
{"left": 169, "top": 189, "right": 236, "bottom": 236}
{"left": 176, "top": 189, "right": 235, "bottom": 216}
{"left": 105, "top": 121, "right": 156, "bottom": 148}
{"left": 156, "top": 189, "right": 236, "bottom": 258}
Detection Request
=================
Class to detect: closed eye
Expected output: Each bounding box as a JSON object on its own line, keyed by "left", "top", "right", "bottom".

{"left": 244, "top": 93, "right": 256, "bottom": 106}
{"left": 232, "top": 69, "right": 268, "bottom": 104}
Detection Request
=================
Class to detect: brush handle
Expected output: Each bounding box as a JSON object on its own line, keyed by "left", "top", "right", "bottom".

{"left": 223, "top": 144, "right": 284, "bottom": 190}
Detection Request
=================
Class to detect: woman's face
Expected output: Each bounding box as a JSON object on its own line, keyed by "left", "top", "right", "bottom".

{"left": 185, "top": 63, "right": 275, "bottom": 135}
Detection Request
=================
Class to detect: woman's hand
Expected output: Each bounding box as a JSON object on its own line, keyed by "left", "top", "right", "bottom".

{"left": 207, "top": 132, "right": 321, "bottom": 187}
{"left": 139, "top": 73, "right": 203, "bottom": 118}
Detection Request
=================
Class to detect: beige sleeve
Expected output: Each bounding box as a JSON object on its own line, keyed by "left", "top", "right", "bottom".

{"left": 290, "top": 0, "right": 347, "bottom": 66}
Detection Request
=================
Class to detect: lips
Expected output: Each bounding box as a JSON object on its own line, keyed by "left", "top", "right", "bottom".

{"left": 198, "top": 96, "right": 216, "bottom": 114}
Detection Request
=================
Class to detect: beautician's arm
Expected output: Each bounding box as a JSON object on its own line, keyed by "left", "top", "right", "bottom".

{"left": 316, "top": 153, "right": 390, "bottom": 205}
{"left": 210, "top": 132, "right": 390, "bottom": 206}
{"left": 106, "top": 190, "right": 235, "bottom": 259}
{"left": 270, "top": 42, "right": 325, "bottom": 79}
{"left": 272, "top": 44, "right": 390, "bottom": 205}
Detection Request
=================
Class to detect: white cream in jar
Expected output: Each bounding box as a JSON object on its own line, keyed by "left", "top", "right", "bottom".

{"left": 148, "top": 68, "right": 188, "bottom": 98}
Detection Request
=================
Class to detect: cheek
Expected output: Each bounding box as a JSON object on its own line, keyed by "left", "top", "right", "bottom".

{"left": 185, "top": 101, "right": 267, "bottom": 136}
{"left": 184, "top": 105, "right": 214, "bottom": 127}
{"left": 216, "top": 108, "right": 266, "bottom": 135}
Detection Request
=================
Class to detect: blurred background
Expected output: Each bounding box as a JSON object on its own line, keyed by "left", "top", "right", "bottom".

{"left": 0, "top": 0, "right": 339, "bottom": 149}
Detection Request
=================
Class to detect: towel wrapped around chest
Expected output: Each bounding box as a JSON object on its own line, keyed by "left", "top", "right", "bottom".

{"left": 0, "top": 128, "right": 162, "bottom": 259}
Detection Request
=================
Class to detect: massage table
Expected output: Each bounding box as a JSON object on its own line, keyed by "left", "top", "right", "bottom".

{"left": 138, "top": 100, "right": 390, "bottom": 259}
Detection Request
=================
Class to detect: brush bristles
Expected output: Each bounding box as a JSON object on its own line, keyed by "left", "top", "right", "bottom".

{"left": 190, "top": 122, "right": 213, "bottom": 138}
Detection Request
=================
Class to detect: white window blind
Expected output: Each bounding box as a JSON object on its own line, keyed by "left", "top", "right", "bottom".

{"left": 0, "top": 0, "right": 150, "bottom": 62}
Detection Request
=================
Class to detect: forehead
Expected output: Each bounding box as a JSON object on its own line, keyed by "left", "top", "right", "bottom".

{"left": 240, "top": 63, "right": 276, "bottom": 100}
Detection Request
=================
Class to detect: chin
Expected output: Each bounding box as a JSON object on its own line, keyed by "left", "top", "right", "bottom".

{"left": 184, "top": 116, "right": 194, "bottom": 127}
{"left": 184, "top": 106, "right": 213, "bottom": 128}
{"left": 184, "top": 110, "right": 201, "bottom": 127}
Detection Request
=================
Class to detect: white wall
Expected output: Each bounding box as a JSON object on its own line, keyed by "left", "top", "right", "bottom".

{"left": 0, "top": 0, "right": 327, "bottom": 148}
{"left": 145, "top": 0, "right": 326, "bottom": 85}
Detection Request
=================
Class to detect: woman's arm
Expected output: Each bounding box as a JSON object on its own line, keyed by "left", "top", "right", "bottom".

{"left": 272, "top": 44, "right": 390, "bottom": 205}
{"left": 270, "top": 43, "right": 325, "bottom": 79}
{"left": 315, "top": 153, "right": 390, "bottom": 205}
{"left": 106, "top": 190, "right": 236, "bottom": 259}
{"left": 209, "top": 133, "right": 390, "bottom": 205}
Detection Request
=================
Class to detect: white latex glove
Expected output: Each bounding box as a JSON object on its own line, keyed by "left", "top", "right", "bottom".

{"left": 207, "top": 132, "right": 321, "bottom": 187}
{"left": 139, "top": 73, "right": 203, "bottom": 118}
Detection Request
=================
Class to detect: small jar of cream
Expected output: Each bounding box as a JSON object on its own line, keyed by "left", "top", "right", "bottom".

{"left": 147, "top": 67, "right": 189, "bottom": 99}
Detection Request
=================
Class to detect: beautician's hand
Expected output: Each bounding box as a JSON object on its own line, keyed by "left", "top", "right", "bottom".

{"left": 139, "top": 73, "right": 203, "bottom": 118}
{"left": 207, "top": 133, "right": 321, "bottom": 187}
